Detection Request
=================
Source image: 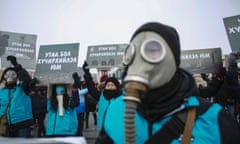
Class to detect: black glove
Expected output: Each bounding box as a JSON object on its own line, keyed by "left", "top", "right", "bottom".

{"left": 31, "top": 77, "right": 39, "bottom": 86}
{"left": 29, "top": 77, "right": 40, "bottom": 91}
{"left": 7, "top": 55, "right": 23, "bottom": 72}
{"left": 82, "top": 61, "right": 90, "bottom": 73}
{"left": 72, "top": 72, "right": 80, "bottom": 88}
{"left": 72, "top": 72, "right": 80, "bottom": 81}
{"left": 7, "top": 55, "right": 18, "bottom": 66}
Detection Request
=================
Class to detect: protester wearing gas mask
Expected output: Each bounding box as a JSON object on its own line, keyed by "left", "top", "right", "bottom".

{"left": 0, "top": 55, "right": 33, "bottom": 137}
{"left": 82, "top": 61, "right": 123, "bottom": 131}
{"left": 45, "top": 82, "right": 79, "bottom": 137}
{"left": 95, "top": 22, "right": 240, "bottom": 144}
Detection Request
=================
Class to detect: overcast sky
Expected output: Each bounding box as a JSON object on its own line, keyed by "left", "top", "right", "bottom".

{"left": 1, "top": 0, "right": 240, "bottom": 65}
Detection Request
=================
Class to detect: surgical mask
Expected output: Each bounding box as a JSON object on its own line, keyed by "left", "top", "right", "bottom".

{"left": 123, "top": 31, "right": 177, "bottom": 89}
{"left": 56, "top": 86, "right": 65, "bottom": 95}
{"left": 4, "top": 69, "right": 17, "bottom": 84}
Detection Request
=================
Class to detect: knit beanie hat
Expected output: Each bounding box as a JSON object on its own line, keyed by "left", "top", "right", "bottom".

{"left": 100, "top": 74, "right": 108, "bottom": 83}
{"left": 130, "top": 22, "right": 181, "bottom": 66}
{"left": 105, "top": 77, "right": 120, "bottom": 89}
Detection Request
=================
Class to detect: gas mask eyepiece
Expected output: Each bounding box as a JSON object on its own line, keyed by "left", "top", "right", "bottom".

{"left": 123, "top": 43, "right": 135, "bottom": 66}
{"left": 140, "top": 39, "right": 166, "bottom": 63}
{"left": 123, "top": 38, "right": 166, "bottom": 66}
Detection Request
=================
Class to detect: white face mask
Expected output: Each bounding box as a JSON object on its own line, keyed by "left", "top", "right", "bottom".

{"left": 57, "top": 95, "right": 64, "bottom": 116}
{"left": 4, "top": 69, "right": 17, "bottom": 84}
{"left": 123, "top": 31, "right": 177, "bottom": 89}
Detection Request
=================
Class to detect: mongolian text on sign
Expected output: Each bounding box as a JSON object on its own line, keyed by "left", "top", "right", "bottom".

{"left": 180, "top": 48, "right": 222, "bottom": 74}
{"left": 0, "top": 30, "right": 37, "bottom": 70}
{"left": 223, "top": 15, "right": 240, "bottom": 52}
{"left": 35, "top": 43, "right": 79, "bottom": 84}
{"left": 86, "top": 44, "right": 127, "bottom": 69}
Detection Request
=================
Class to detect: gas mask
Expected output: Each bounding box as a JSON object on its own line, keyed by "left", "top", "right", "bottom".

{"left": 123, "top": 31, "right": 177, "bottom": 90}
{"left": 122, "top": 31, "right": 177, "bottom": 144}
{"left": 4, "top": 69, "right": 18, "bottom": 85}
{"left": 56, "top": 86, "right": 65, "bottom": 116}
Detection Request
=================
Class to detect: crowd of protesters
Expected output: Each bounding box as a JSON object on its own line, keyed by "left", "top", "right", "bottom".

{"left": 194, "top": 52, "right": 240, "bottom": 124}
{"left": 0, "top": 55, "right": 123, "bottom": 139}
{"left": 0, "top": 22, "right": 240, "bottom": 144}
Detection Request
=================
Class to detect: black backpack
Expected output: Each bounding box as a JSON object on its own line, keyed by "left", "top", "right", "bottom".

{"left": 85, "top": 93, "right": 98, "bottom": 106}
{"left": 85, "top": 93, "right": 98, "bottom": 112}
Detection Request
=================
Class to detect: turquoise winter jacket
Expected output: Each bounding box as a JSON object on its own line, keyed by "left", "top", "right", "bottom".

{"left": 46, "top": 98, "right": 78, "bottom": 136}
{"left": 97, "top": 91, "right": 124, "bottom": 131}
{"left": 0, "top": 82, "right": 33, "bottom": 126}
{"left": 103, "top": 96, "right": 226, "bottom": 144}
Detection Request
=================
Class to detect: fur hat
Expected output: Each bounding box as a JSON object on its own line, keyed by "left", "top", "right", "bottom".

{"left": 130, "top": 22, "right": 181, "bottom": 66}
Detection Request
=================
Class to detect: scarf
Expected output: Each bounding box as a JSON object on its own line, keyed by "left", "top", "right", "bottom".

{"left": 103, "top": 89, "right": 121, "bottom": 100}
{"left": 138, "top": 69, "right": 199, "bottom": 123}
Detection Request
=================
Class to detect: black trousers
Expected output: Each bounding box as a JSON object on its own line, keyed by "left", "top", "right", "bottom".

{"left": 76, "top": 113, "right": 85, "bottom": 136}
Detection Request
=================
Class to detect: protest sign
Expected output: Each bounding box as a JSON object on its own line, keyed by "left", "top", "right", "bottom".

{"left": 223, "top": 15, "right": 240, "bottom": 52}
{"left": 86, "top": 44, "right": 127, "bottom": 69}
{"left": 35, "top": 43, "right": 79, "bottom": 84}
{"left": 180, "top": 48, "right": 222, "bottom": 74}
{"left": 0, "top": 31, "right": 37, "bottom": 70}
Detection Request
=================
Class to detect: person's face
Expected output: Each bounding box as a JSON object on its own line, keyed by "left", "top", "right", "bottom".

{"left": 105, "top": 82, "right": 117, "bottom": 90}
{"left": 4, "top": 69, "right": 17, "bottom": 84}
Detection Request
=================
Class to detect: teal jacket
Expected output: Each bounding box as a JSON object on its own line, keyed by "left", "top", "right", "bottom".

{"left": 103, "top": 96, "right": 240, "bottom": 144}
{"left": 97, "top": 91, "right": 124, "bottom": 131}
{"left": 46, "top": 98, "right": 78, "bottom": 136}
{"left": 0, "top": 82, "right": 33, "bottom": 127}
